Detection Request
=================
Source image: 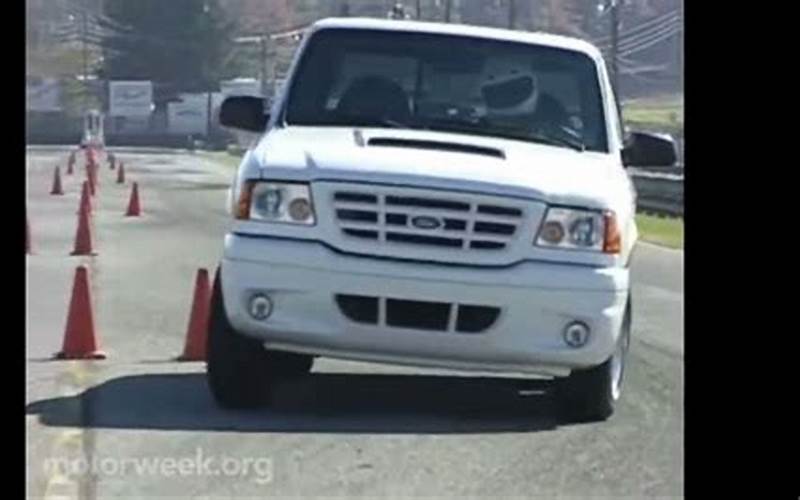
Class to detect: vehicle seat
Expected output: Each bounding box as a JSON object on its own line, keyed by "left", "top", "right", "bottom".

{"left": 336, "top": 76, "right": 411, "bottom": 123}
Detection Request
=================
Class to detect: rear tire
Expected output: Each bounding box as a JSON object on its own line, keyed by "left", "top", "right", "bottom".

{"left": 206, "top": 268, "right": 273, "bottom": 409}
{"left": 556, "top": 296, "right": 632, "bottom": 423}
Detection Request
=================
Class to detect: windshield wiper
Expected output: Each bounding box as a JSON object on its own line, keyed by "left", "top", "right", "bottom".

{"left": 527, "top": 129, "right": 586, "bottom": 152}
{"left": 331, "top": 113, "right": 587, "bottom": 152}
{"left": 419, "top": 117, "right": 487, "bottom": 135}
{"left": 329, "top": 113, "right": 408, "bottom": 130}
{"left": 421, "top": 118, "right": 586, "bottom": 152}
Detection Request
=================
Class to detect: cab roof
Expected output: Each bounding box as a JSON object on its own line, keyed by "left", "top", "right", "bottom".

{"left": 310, "top": 17, "right": 604, "bottom": 61}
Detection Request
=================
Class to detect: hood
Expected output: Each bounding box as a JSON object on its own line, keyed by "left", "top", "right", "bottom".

{"left": 250, "top": 126, "right": 629, "bottom": 209}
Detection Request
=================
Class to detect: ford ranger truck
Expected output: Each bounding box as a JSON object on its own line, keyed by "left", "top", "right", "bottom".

{"left": 210, "top": 18, "right": 677, "bottom": 422}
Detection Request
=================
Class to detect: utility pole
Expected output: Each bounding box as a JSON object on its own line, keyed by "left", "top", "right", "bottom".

{"left": 259, "top": 35, "right": 269, "bottom": 99}
{"left": 81, "top": 3, "right": 88, "bottom": 113}
{"left": 444, "top": 0, "right": 452, "bottom": 22}
{"left": 676, "top": 6, "right": 683, "bottom": 89}
{"left": 206, "top": 91, "right": 213, "bottom": 139}
{"left": 508, "top": 0, "right": 517, "bottom": 29}
{"left": 610, "top": 0, "right": 619, "bottom": 93}
{"left": 416, "top": 0, "right": 422, "bottom": 19}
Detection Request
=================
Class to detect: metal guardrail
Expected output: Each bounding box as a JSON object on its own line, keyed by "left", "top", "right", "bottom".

{"left": 629, "top": 166, "right": 684, "bottom": 218}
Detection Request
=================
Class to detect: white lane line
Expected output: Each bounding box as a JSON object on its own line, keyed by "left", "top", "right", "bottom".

{"left": 638, "top": 241, "right": 683, "bottom": 253}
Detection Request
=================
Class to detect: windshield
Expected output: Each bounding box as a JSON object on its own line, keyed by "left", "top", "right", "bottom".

{"left": 285, "top": 29, "right": 608, "bottom": 152}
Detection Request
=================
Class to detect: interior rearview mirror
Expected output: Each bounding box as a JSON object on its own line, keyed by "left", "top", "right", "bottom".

{"left": 219, "top": 96, "right": 269, "bottom": 133}
{"left": 622, "top": 131, "right": 678, "bottom": 167}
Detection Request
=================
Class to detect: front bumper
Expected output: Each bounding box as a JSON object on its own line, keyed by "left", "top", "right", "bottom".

{"left": 221, "top": 234, "right": 629, "bottom": 377}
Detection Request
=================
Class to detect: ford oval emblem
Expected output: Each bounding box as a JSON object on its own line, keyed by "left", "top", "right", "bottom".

{"left": 411, "top": 216, "right": 442, "bottom": 230}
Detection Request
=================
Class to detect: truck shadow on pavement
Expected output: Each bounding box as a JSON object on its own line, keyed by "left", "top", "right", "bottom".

{"left": 26, "top": 372, "right": 564, "bottom": 434}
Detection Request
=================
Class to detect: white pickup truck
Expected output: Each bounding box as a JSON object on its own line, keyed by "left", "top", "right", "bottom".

{"left": 211, "top": 18, "right": 677, "bottom": 422}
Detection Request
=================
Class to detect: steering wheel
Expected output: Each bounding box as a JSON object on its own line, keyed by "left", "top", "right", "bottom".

{"left": 336, "top": 76, "right": 412, "bottom": 125}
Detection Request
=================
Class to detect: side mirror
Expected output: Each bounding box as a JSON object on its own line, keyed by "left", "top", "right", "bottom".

{"left": 622, "top": 131, "right": 678, "bottom": 167}
{"left": 219, "top": 96, "right": 269, "bottom": 133}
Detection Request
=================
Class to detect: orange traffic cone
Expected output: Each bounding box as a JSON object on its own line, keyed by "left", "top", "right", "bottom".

{"left": 116, "top": 162, "right": 125, "bottom": 184}
{"left": 86, "top": 163, "right": 96, "bottom": 196}
{"left": 86, "top": 147, "right": 96, "bottom": 166}
{"left": 125, "top": 182, "right": 141, "bottom": 217}
{"left": 78, "top": 181, "right": 92, "bottom": 215}
{"left": 71, "top": 202, "right": 95, "bottom": 256}
{"left": 55, "top": 265, "right": 106, "bottom": 360}
{"left": 50, "top": 166, "right": 64, "bottom": 195}
{"left": 177, "top": 269, "right": 211, "bottom": 361}
{"left": 67, "top": 153, "right": 75, "bottom": 175}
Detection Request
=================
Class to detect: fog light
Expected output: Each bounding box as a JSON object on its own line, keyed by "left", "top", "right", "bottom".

{"left": 248, "top": 294, "right": 273, "bottom": 321}
{"left": 288, "top": 198, "right": 312, "bottom": 221}
{"left": 564, "top": 322, "right": 590, "bottom": 348}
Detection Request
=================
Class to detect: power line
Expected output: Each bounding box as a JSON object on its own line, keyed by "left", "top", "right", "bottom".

{"left": 593, "top": 9, "right": 680, "bottom": 44}
{"left": 617, "top": 51, "right": 654, "bottom": 68}
{"left": 616, "top": 18, "right": 681, "bottom": 52}
{"left": 594, "top": 13, "right": 681, "bottom": 51}
{"left": 619, "top": 25, "right": 681, "bottom": 56}
{"left": 596, "top": 17, "right": 681, "bottom": 74}
{"left": 64, "top": 0, "right": 134, "bottom": 34}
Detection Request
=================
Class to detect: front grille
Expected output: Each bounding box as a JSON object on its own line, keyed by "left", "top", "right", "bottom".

{"left": 386, "top": 299, "right": 451, "bottom": 330}
{"left": 335, "top": 294, "right": 501, "bottom": 334}
{"left": 456, "top": 305, "right": 502, "bottom": 333}
{"left": 332, "top": 189, "right": 524, "bottom": 252}
{"left": 335, "top": 295, "right": 379, "bottom": 324}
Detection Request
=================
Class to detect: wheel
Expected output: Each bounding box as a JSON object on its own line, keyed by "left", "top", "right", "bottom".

{"left": 267, "top": 350, "right": 314, "bottom": 377}
{"left": 206, "top": 268, "right": 315, "bottom": 409}
{"left": 206, "top": 267, "right": 273, "bottom": 409}
{"left": 556, "top": 296, "right": 632, "bottom": 423}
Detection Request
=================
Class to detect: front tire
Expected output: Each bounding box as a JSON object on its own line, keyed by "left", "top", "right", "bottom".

{"left": 267, "top": 350, "right": 314, "bottom": 377}
{"left": 556, "top": 296, "right": 632, "bottom": 423}
{"left": 207, "top": 268, "right": 274, "bottom": 409}
{"left": 206, "top": 268, "right": 315, "bottom": 409}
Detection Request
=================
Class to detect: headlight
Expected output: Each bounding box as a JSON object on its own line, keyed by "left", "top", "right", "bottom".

{"left": 535, "top": 207, "right": 621, "bottom": 254}
{"left": 236, "top": 181, "right": 316, "bottom": 225}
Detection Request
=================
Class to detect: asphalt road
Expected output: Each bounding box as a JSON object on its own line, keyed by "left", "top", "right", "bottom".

{"left": 26, "top": 146, "right": 683, "bottom": 499}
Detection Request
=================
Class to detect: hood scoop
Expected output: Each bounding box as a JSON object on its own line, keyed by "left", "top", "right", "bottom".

{"left": 367, "top": 137, "right": 506, "bottom": 160}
